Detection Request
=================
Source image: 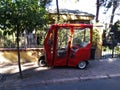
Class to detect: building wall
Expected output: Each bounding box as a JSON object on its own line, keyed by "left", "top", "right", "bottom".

{"left": 0, "top": 48, "right": 44, "bottom": 64}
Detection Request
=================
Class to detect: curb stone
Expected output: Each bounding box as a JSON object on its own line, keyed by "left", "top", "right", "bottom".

{"left": 12, "top": 77, "right": 80, "bottom": 87}
{"left": 6, "top": 74, "right": 120, "bottom": 88}
{"left": 42, "top": 74, "right": 120, "bottom": 85}
{"left": 46, "top": 77, "right": 80, "bottom": 84}
{"left": 109, "top": 73, "right": 120, "bottom": 78}
{"left": 80, "top": 75, "right": 108, "bottom": 81}
{"left": 3, "top": 73, "right": 120, "bottom": 88}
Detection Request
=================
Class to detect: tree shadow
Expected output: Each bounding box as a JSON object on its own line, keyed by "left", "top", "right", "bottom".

{"left": 1, "top": 62, "right": 82, "bottom": 83}
{"left": 0, "top": 59, "right": 100, "bottom": 88}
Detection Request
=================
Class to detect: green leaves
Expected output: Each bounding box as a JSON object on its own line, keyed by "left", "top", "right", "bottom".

{"left": 0, "top": 0, "right": 48, "bottom": 34}
{"left": 40, "top": 0, "right": 52, "bottom": 8}
{"left": 110, "top": 20, "right": 120, "bottom": 43}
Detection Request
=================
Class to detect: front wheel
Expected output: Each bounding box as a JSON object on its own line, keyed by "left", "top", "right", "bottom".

{"left": 77, "top": 61, "right": 88, "bottom": 69}
{"left": 38, "top": 56, "right": 47, "bottom": 67}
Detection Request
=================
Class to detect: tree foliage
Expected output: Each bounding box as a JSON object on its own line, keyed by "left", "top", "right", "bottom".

{"left": 0, "top": 0, "right": 49, "bottom": 78}
{"left": 110, "top": 20, "right": 120, "bottom": 42}
{"left": 0, "top": 0, "right": 48, "bottom": 35}
{"left": 102, "top": 20, "right": 120, "bottom": 48}
{"left": 102, "top": 0, "right": 120, "bottom": 26}
{"left": 96, "top": 0, "right": 120, "bottom": 23}
{"left": 40, "top": 0, "right": 52, "bottom": 8}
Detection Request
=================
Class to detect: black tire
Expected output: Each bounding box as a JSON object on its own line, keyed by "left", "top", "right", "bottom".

{"left": 77, "top": 61, "right": 87, "bottom": 69}
{"left": 38, "top": 56, "right": 46, "bottom": 67}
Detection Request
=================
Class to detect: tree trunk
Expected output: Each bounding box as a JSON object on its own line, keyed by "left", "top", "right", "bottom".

{"left": 109, "top": 0, "right": 117, "bottom": 28}
{"left": 17, "top": 25, "right": 23, "bottom": 79}
{"left": 106, "top": 0, "right": 118, "bottom": 38}
{"left": 96, "top": 0, "right": 100, "bottom": 22}
{"left": 56, "top": 0, "right": 60, "bottom": 22}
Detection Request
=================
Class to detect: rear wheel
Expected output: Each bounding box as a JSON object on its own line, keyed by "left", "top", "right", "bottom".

{"left": 38, "top": 56, "right": 46, "bottom": 67}
{"left": 78, "top": 61, "right": 87, "bottom": 69}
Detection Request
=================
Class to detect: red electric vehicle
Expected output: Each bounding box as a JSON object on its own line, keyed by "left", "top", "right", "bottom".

{"left": 38, "top": 24, "right": 93, "bottom": 69}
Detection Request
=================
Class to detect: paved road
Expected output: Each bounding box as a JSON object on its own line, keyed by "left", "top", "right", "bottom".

{"left": 1, "top": 58, "right": 120, "bottom": 90}
{"left": 16, "top": 77, "right": 120, "bottom": 90}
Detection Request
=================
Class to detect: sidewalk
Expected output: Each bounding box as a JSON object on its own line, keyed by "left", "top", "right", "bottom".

{"left": 1, "top": 58, "right": 120, "bottom": 90}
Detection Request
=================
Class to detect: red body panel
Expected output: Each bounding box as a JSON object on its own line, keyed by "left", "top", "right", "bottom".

{"left": 44, "top": 24, "right": 93, "bottom": 67}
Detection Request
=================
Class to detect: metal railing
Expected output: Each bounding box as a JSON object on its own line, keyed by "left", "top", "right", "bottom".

{"left": 0, "top": 34, "right": 44, "bottom": 48}
{"left": 102, "top": 46, "right": 120, "bottom": 58}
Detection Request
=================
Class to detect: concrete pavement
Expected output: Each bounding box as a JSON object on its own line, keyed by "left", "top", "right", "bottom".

{"left": 0, "top": 58, "right": 120, "bottom": 90}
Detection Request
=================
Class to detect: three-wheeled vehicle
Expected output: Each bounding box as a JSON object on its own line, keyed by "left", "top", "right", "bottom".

{"left": 38, "top": 24, "right": 93, "bottom": 69}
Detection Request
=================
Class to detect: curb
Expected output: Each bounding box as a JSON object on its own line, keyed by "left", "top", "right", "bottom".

{"left": 7, "top": 73, "right": 120, "bottom": 88}
{"left": 80, "top": 75, "right": 108, "bottom": 80}
{"left": 12, "top": 77, "right": 80, "bottom": 88}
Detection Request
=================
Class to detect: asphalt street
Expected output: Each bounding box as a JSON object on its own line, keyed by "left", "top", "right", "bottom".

{"left": 16, "top": 77, "right": 120, "bottom": 90}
